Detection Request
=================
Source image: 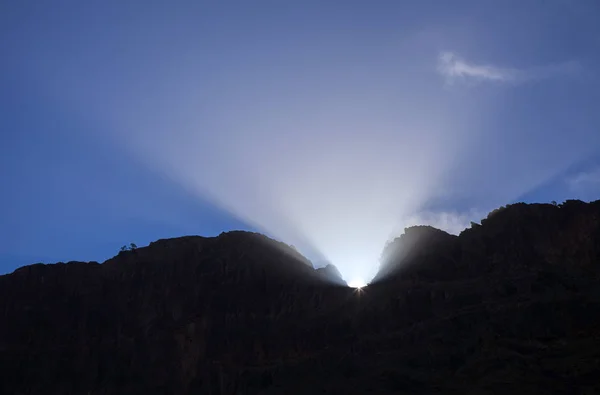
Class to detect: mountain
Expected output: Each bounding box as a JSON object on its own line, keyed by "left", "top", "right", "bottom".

{"left": 1, "top": 200, "right": 600, "bottom": 394}
{"left": 315, "top": 264, "right": 347, "bottom": 286}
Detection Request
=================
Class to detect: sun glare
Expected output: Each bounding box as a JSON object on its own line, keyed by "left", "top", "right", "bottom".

{"left": 348, "top": 278, "right": 367, "bottom": 289}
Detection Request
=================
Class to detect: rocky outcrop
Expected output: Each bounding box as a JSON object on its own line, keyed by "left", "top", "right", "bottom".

{"left": 375, "top": 225, "right": 459, "bottom": 282}
{"left": 315, "top": 264, "right": 347, "bottom": 286}
{"left": 1, "top": 201, "right": 600, "bottom": 394}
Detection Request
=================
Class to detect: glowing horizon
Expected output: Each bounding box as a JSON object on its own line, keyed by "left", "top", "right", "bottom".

{"left": 348, "top": 278, "right": 367, "bottom": 289}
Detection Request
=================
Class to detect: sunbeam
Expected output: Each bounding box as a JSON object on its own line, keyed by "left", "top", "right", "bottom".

{"left": 8, "top": 1, "right": 599, "bottom": 281}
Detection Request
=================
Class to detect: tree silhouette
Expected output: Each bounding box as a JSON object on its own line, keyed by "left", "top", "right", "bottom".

{"left": 119, "top": 243, "right": 138, "bottom": 253}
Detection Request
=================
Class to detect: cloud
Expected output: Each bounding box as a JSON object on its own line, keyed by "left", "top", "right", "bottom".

{"left": 438, "top": 52, "right": 518, "bottom": 83}
{"left": 438, "top": 51, "right": 579, "bottom": 85}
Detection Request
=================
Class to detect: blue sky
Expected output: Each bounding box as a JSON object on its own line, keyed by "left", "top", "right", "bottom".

{"left": 1, "top": 0, "right": 600, "bottom": 281}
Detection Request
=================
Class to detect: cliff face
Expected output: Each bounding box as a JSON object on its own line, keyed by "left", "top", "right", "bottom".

{"left": 1, "top": 201, "right": 600, "bottom": 394}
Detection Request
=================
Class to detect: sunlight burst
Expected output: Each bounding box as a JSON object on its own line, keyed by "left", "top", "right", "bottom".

{"left": 348, "top": 278, "right": 366, "bottom": 289}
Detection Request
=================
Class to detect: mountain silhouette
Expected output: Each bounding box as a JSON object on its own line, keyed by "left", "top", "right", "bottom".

{"left": 1, "top": 200, "right": 600, "bottom": 394}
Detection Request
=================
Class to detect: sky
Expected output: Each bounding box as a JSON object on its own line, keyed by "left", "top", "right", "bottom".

{"left": 1, "top": 0, "right": 600, "bottom": 282}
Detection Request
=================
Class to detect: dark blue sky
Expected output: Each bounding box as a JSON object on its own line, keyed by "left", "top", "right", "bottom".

{"left": 2, "top": 1, "right": 600, "bottom": 280}
{"left": 0, "top": 84, "right": 250, "bottom": 269}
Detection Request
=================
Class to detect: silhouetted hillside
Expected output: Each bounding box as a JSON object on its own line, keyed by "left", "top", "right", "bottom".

{"left": 315, "top": 264, "right": 347, "bottom": 286}
{"left": 1, "top": 200, "right": 600, "bottom": 394}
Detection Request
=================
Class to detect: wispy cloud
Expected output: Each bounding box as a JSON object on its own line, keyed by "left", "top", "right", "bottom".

{"left": 438, "top": 52, "right": 518, "bottom": 83}
{"left": 438, "top": 51, "right": 579, "bottom": 85}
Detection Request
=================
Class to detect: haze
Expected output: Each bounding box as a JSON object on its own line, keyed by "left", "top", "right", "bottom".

{"left": 2, "top": 1, "right": 600, "bottom": 283}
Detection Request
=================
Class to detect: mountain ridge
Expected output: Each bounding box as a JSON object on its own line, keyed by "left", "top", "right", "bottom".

{"left": 1, "top": 199, "right": 600, "bottom": 394}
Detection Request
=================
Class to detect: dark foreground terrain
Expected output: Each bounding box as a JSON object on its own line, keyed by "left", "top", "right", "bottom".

{"left": 2, "top": 200, "right": 600, "bottom": 394}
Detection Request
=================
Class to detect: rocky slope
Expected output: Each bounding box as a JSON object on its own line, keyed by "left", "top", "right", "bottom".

{"left": 1, "top": 200, "right": 600, "bottom": 394}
